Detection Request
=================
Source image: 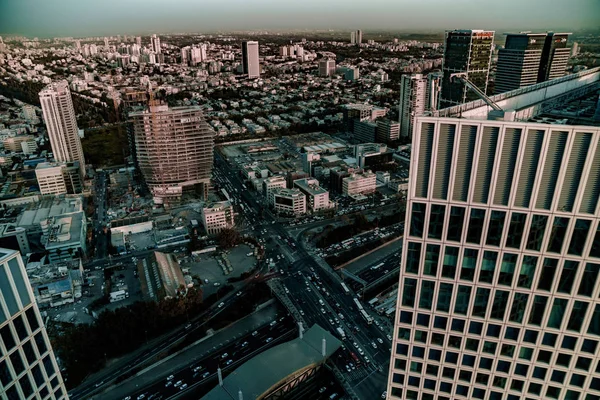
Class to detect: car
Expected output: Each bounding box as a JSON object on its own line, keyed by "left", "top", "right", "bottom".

{"left": 269, "top": 320, "right": 277, "bottom": 327}
{"left": 252, "top": 331, "right": 259, "bottom": 336}
{"left": 193, "top": 366, "right": 202, "bottom": 372}
{"left": 221, "top": 353, "right": 229, "bottom": 359}
{"left": 265, "top": 337, "right": 273, "bottom": 343}
{"left": 201, "top": 372, "right": 210, "bottom": 379}
{"left": 377, "top": 338, "right": 384, "bottom": 344}
{"left": 386, "top": 334, "right": 392, "bottom": 341}
{"left": 225, "top": 359, "right": 233, "bottom": 366}
{"left": 123, "top": 397, "right": 131, "bottom": 400}
{"left": 218, "top": 302, "right": 225, "bottom": 308}
{"left": 381, "top": 391, "right": 387, "bottom": 399}
{"left": 180, "top": 383, "right": 188, "bottom": 390}
{"left": 319, "top": 387, "right": 327, "bottom": 393}
{"left": 137, "top": 395, "right": 146, "bottom": 400}
{"left": 241, "top": 341, "right": 249, "bottom": 347}
{"left": 371, "top": 342, "right": 378, "bottom": 349}
{"left": 164, "top": 381, "right": 173, "bottom": 387}
{"left": 236, "top": 291, "right": 242, "bottom": 296}
{"left": 174, "top": 380, "right": 183, "bottom": 387}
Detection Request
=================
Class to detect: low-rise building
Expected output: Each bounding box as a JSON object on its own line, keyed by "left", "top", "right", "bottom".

{"left": 40, "top": 211, "right": 87, "bottom": 262}
{"left": 201, "top": 200, "right": 235, "bottom": 235}
{"left": 0, "top": 223, "right": 30, "bottom": 255}
{"left": 262, "top": 175, "right": 287, "bottom": 199}
{"left": 293, "top": 178, "right": 332, "bottom": 211}
{"left": 3, "top": 135, "right": 35, "bottom": 152}
{"left": 271, "top": 188, "right": 306, "bottom": 216}
{"left": 353, "top": 120, "right": 378, "bottom": 143}
{"left": 354, "top": 143, "right": 394, "bottom": 168}
{"left": 35, "top": 162, "right": 82, "bottom": 195}
{"left": 376, "top": 119, "right": 400, "bottom": 143}
{"left": 137, "top": 251, "right": 188, "bottom": 301}
{"left": 28, "top": 259, "right": 84, "bottom": 308}
{"left": 342, "top": 171, "right": 376, "bottom": 196}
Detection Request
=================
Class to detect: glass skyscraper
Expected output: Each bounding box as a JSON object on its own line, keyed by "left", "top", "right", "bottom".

{"left": 386, "top": 68, "right": 600, "bottom": 399}
{"left": 0, "top": 248, "right": 68, "bottom": 400}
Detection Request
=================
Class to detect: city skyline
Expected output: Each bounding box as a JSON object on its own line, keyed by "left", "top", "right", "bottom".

{"left": 0, "top": 0, "right": 599, "bottom": 37}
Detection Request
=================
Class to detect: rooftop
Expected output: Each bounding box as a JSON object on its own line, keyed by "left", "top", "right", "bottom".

{"left": 293, "top": 178, "right": 327, "bottom": 195}
{"left": 202, "top": 325, "right": 341, "bottom": 400}
{"left": 17, "top": 196, "right": 83, "bottom": 227}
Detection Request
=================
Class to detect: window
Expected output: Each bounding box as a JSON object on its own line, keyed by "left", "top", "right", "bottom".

{"left": 429, "top": 349, "right": 442, "bottom": 361}
{"left": 528, "top": 383, "right": 542, "bottom": 395}
{"left": 526, "top": 214, "right": 548, "bottom": 251}
{"left": 13, "top": 314, "right": 28, "bottom": 341}
{"left": 506, "top": 212, "right": 527, "bottom": 248}
{"left": 34, "top": 333, "right": 47, "bottom": 355}
{"left": 575, "top": 357, "right": 591, "bottom": 371}
{"left": 0, "top": 325, "right": 16, "bottom": 351}
{"left": 482, "top": 342, "right": 497, "bottom": 355}
{"left": 537, "top": 350, "right": 552, "bottom": 364}
{"left": 426, "top": 364, "right": 439, "bottom": 376}
{"left": 582, "top": 339, "right": 598, "bottom": 354}
{"left": 472, "top": 288, "right": 490, "bottom": 317}
{"left": 460, "top": 248, "right": 478, "bottom": 281}
{"left": 445, "top": 352, "right": 458, "bottom": 364}
{"left": 500, "top": 344, "right": 515, "bottom": 357}
{"left": 475, "top": 373, "right": 489, "bottom": 385}
{"left": 523, "top": 329, "right": 539, "bottom": 344}
{"left": 515, "top": 363, "right": 529, "bottom": 376}
{"left": 588, "top": 304, "right": 600, "bottom": 336}
{"left": 416, "top": 314, "right": 430, "bottom": 327}
{"left": 547, "top": 217, "right": 569, "bottom": 253}
{"left": 454, "top": 285, "right": 471, "bottom": 315}
{"left": 548, "top": 298, "right": 568, "bottom": 329}
{"left": 415, "top": 330, "right": 427, "bottom": 343}
{"left": 492, "top": 376, "right": 507, "bottom": 389}
{"left": 25, "top": 308, "right": 39, "bottom": 332}
{"left": 570, "top": 374, "right": 586, "bottom": 388}
{"left": 402, "top": 278, "right": 417, "bottom": 307}
{"left": 465, "top": 338, "right": 479, "bottom": 351}
{"left": 528, "top": 295, "right": 548, "bottom": 326}
{"left": 498, "top": 253, "right": 517, "bottom": 286}
{"left": 10, "top": 350, "right": 24, "bottom": 375}
{"left": 410, "top": 361, "right": 422, "bottom": 373}
{"left": 469, "top": 321, "right": 483, "bottom": 335}
{"left": 442, "top": 367, "right": 456, "bottom": 378}
{"left": 442, "top": 246, "right": 459, "bottom": 278}
{"left": 419, "top": 280, "right": 435, "bottom": 310}
{"left": 578, "top": 263, "right": 599, "bottom": 297}
{"left": 428, "top": 204, "right": 446, "bottom": 239}
{"left": 479, "top": 251, "right": 497, "bottom": 283}
{"left": 436, "top": 283, "right": 453, "bottom": 313}
{"left": 431, "top": 333, "right": 445, "bottom": 346}
{"left": 511, "top": 380, "right": 524, "bottom": 392}
{"left": 557, "top": 260, "right": 579, "bottom": 294}
{"left": 561, "top": 336, "right": 577, "bottom": 350}
{"left": 466, "top": 208, "right": 486, "bottom": 244}
{"left": 567, "top": 301, "right": 589, "bottom": 332}
{"left": 462, "top": 354, "right": 475, "bottom": 366}
{"left": 538, "top": 258, "right": 559, "bottom": 291}
{"left": 504, "top": 327, "right": 520, "bottom": 340}
{"left": 424, "top": 244, "right": 440, "bottom": 276}
{"left": 518, "top": 255, "right": 538, "bottom": 288}
{"left": 448, "top": 335, "right": 462, "bottom": 349}
{"left": 556, "top": 353, "right": 571, "bottom": 367}
{"left": 434, "top": 316, "right": 448, "bottom": 329}
{"left": 451, "top": 318, "right": 465, "bottom": 332}
{"left": 490, "top": 290, "right": 509, "bottom": 320}
{"left": 410, "top": 202, "right": 426, "bottom": 237}
{"left": 568, "top": 219, "right": 591, "bottom": 256}
{"left": 509, "top": 292, "right": 529, "bottom": 323}
{"left": 397, "top": 328, "right": 411, "bottom": 340}
{"left": 542, "top": 333, "right": 558, "bottom": 347}
{"left": 590, "top": 223, "right": 600, "bottom": 257}
{"left": 400, "top": 311, "right": 413, "bottom": 324}
{"left": 551, "top": 370, "right": 566, "bottom": 384}
{"left": 406, "top": 242, "right": 422, "bottom": 274}
{"left": 459, "top": 370, "right": 472, "bottom": 382}
{"left": 395, "top": 358, "right": 407, "bottom": 370}
{"left": 533, "top": 366, "right": 547, "bottom": 379}
{"left": 447, "top": 206, "right": 465, "bottom": 242}
{"left": 496, "top": 360, "right": 510, "bottom": 373}
{"left": 519, "top": 347, "right": 533, "bottom": 360}
{"left": 486, "top": 211, "right": 506, "bottom": 246}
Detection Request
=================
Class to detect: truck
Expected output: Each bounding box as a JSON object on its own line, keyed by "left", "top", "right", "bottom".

{"left": 336, "top": 327, "right": 346, "bottom": 340}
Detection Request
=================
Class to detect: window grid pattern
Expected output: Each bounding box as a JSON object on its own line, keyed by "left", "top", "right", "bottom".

{"left": 0, "top": 250, "right": 67, "bottom": 400}
{"left": 389, "top": 120, "right": 600, "bottom": 400}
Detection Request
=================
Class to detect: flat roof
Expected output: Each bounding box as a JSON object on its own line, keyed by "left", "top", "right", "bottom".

{"left": 202, "top": 325, "right": 341, "bottom": 400}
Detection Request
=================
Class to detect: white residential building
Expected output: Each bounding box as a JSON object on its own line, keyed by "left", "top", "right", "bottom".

{"left": 35, "top": 162, "right": 82, "bottom": 195}
{"left": 342, "top": 171, "right": 376, "bottom": 196}
{"left": 201, "top": 201, "right": 235, "bottom": 235}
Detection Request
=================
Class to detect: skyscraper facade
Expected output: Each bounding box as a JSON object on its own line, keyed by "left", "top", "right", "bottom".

{"left": 150, "top": 34, "right": 161, "bottom": 54}
{"left": 0, "top": 248, "right": 68, "bottom": 400}
{"left": 241, "top": 41, "right": 260, "bottom": 79}
{"left": 399, "top": 74, "right": 428, "bottom": 139}
{"left": 495, "top": 32, "right": 571, "bottom": 94}
{"left": 39, "top": 81, "right": 85, "bottom": 178}
{"left": 356, "top": 30, "right": 363, "bottom": 45}
{"left": 440, "top": 30, "right": 494, "bottom": 108}
{"left": 129, "top": 104, "right": 214, "bottom": 204}
{"left": 386, "top": 69, "right": 600, "bottom": 400}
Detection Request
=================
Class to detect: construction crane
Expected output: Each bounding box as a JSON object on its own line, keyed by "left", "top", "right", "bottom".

{"left": 450, "top": 72, "right": 503, "bottom": 112}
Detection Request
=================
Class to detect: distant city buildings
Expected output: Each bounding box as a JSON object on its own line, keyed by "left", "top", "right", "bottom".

{"left": 319, "top": 58, "right": 336, "bottom": 77}
{"left": 0, "top": 248, "right": 68, "bottom": 400}
{"left": 39, "top": 81, "right": 86, "bottom": 178}
{"left": 440, "top": 29, "right": 494, "bottom": 108}
{"left": 151, "top": 34, "right": 161, "bottom": 54}
{"left": 242, "top": 41, "right": 260, "bottom": 78}
{"left": 351, "top": 30, "right": 363, "bottom": 45}
{"left": 129, "top": 104, "right": 214, "bottom": 205}
{"left": 201, "top": 201, "right": 235, "bottom": 235}
{"left": 495, "top": 32, "right": 571, "bottom": 93}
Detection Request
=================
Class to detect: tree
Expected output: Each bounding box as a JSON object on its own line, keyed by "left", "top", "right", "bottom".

{"left": 217, "top": 228, "right": 241, "bottom": 250}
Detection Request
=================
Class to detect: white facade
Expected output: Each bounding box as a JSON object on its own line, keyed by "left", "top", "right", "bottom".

{"left": 242, "top": 41, "right": 260, "bottom": 79}
{"left": 342, "top": 172, "right": 376, "bottom": 196}
{"left": 293, "top": 178, "right": 331, "bottom": 211}
{"left": 272, "top": 188, "right": 306, "bottom": 216}
{"left": 263, "top": 176, "right": 287, "bottom": 200}
{"left": 201, "top": 201, "right": 235, "bottom": 235}
{"left": 0, "top": 248, "right": 68, "bottom": 400}
{"left": 35, "top": 162, "right": 82, "bottom": 196}
{"left": 399, "top": 74, "right": 428, "bottom": 139}
{"left": 20, "top": 139, "right": 38, "bottom": 155}
{"left": 151, "top": 34, "right": 161, "bottom": 54}
{"left": 39, "top": 81, "right": 86, "bottom": 177}
{"left": 387, "top": 112, "right": 600, "bottom": 399}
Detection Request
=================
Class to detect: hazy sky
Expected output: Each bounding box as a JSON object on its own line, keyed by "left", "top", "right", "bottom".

{"left": 0, "top": 0, "right": 598, "bottom": 37}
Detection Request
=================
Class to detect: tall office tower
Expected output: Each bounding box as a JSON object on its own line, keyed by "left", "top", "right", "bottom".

{"left": 399, "top": 74, "right": 428, "bottom": 139}
{"left": 426, "top": 72, "right": 443, "bottom": 111}
{"left": 151, "top": 34, "right": 161, "bottom": 54}
{"left": 103, "top": 36, "right": 109, "bottom": 48}
{"left": 386, "top": 67, "right": 600, "bottom": 400}
{"left": 0, "top": 248, "right": 68, "bottom": 400}
{"left": 350, "top": 31, "right": 356, "bottom": 44}
{"left": 129, "top": 104, "right": 214, "bottom": 204}
{"left": 39, "top": 81, "right": 85, "bottom": 178}
{"left": 495, "top": 32, "right": 547, "bottom": 93}
{"left": 319, "top": 59, "right": 336, "bottom": 77}
{"left": 495, "top": 32, "right": 571, "bottom": 94}
{"left": 538, "top": 32, "right": 570, "bottom": 83}
{"left": 571, "top": 42, "right": 579, "bottom": 58}
{"left": 136, "top": 36, "right": 142, "bottom": 47}
{"left": 356, "top": 30, "right": 363, "bottom": 45}
{"left": 241, "top": 41, "right": 260, "bottom": 78}
{"left": 440, "top": 30, "right": 494, "bottom": 108}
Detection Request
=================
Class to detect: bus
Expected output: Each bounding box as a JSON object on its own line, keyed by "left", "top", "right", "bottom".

{"left": 336, "top": 327, "right": 346, "bottom": 340}
{"left": 221, "top": 188, "right": 230, "bottom": 201}
{"left": 353, "top": 298, "right": 364, "bottom": 312}
{"left": 340, "top": 282, "right": 350, "bottom": 294}
{"left": 370, "top": 262, "right": 384, "bottom": 271}
{"left": 368, "top": 297, "right": 378, "bottom": 306}
{"left": 360, "top": 309, "right": 374, "bottom": 324}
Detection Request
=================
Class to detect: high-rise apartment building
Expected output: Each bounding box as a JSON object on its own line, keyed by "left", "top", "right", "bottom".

{"left": 356, "top": 30, "right": 363, "bottom": 45}
{"left": 440, "top": 30, "right": 494, "bottom": 108}
{"left": 150, "top": 34, "right": 161, "bottom": 54}
{"left": 241, "top": 41, "right": 260, "bottom": 79}
{"left": 39, "top": 81, "right": 85, "bottom": 179}
{"left": 319, "top": 59, "right": 336, "bottom": 77}
{"left": 129, "top": 104, "right": 214, "bottom": 204}
{"left": 0, "top": 248, "right": 68, "bottom": 400}
{"left": 387, "top": 67, "right": 600, "bottom": 400}
{"left": 571, "top": 42, "right": 579, "bottom": 58}
{"left": 136, "top": 36, "right": 141, "bottom": 47}
{"left": 399, "top": 74, "right": 428, "bottom": 139}
{"left": 350, "top": 31, "right": 356, "bottom": 44}
{"left": 426, "top": 72, "right": 443, "bottom": 111}
{"left": 496, "top": 32, "right": 571, "bottom": 94}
